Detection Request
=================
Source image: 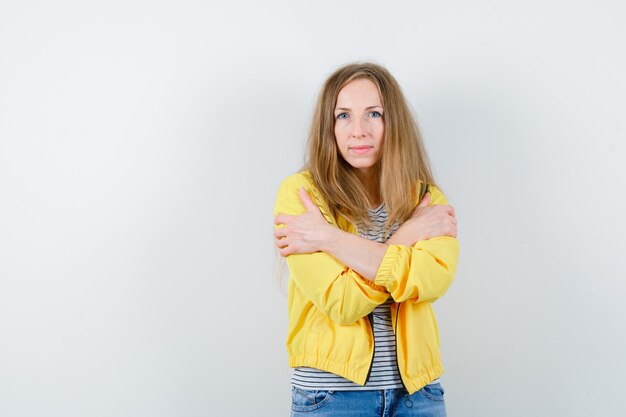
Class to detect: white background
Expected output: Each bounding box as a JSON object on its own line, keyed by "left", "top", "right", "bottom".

{"left": 1, "top": 1, "right": 625, "bottom": 416}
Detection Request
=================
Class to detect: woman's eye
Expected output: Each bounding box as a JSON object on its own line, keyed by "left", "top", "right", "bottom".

{"left": 336, "top": 113, "right": 349, "bottom": 120}
{"left": 369, "top": 111, "right": 382, "bottom": 118}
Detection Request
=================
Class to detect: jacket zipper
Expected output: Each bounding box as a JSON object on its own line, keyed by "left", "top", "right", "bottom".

{"left": 364, "top": 312, "right": 375, "bottom": 383}
{"left": 394, "top": 302, "right": 409, "bottom": 391}
{"left": 393, "top": 186, "right": 427, "bottom": 392}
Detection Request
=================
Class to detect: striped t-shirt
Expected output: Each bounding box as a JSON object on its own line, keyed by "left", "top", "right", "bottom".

{"left": 292, "top": 203, "right": 439, "bottom": 391}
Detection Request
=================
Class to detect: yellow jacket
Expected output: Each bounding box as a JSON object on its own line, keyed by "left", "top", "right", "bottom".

{"left": 273, "top": 170, "right": 460, "bottom": 394}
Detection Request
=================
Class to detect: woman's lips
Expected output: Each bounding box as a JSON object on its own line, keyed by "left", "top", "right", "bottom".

{"left": 349, "top": 146, "right": 372, "bottom": 155}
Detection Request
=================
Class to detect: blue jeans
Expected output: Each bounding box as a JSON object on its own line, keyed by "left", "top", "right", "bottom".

{"left": 290, "top": 383, "right": 447, "bottom": 417}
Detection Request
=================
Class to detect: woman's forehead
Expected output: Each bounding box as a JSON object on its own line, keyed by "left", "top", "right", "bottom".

{"left": 335, "top": 79, "right": 382, "bottom": 108}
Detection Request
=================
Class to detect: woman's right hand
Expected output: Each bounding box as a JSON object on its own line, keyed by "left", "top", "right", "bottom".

{"left": 386, "top": 193, "right": 457, "bottom": 247}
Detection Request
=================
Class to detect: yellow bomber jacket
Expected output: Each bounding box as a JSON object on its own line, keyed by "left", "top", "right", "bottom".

{"left": 273, "top": 170, "right": 460, "bottom": 394}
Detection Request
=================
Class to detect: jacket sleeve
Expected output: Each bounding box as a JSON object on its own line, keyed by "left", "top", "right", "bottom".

{"left": 274, "top": 174, "right": 390, "bottom": 325}
{"left": 373, "top": 185, "right": 460, "bottom": 303}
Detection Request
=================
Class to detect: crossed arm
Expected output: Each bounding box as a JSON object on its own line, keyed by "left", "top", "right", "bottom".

{"left": 273, "top": 175, "right": 459, "bottom": 324}
{"left": 274, "top": 187, "right": 457, "bottom": 280}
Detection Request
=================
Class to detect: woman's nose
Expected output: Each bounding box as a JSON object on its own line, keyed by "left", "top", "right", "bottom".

{"left": 351, "top": 117, "right": 367, "bottom": 138}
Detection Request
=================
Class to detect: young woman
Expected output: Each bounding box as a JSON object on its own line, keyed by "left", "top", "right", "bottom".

{"left": 273, "top": 63, "right": 459, "bottom": 417}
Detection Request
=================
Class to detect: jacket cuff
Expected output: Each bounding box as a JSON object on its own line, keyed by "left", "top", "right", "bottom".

{"left": 361, "top": 274, "right": 388, "bottom": 293}
{"left": 374, "top": 244, "right": 400, "bottom": 291}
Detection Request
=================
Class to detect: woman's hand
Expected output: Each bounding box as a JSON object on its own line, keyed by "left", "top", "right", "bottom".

{"left": 386, "top": 193, "right": 457, "bottom": 246}
{"left": 274, "top": 187, "right": 333, "bottom": 256}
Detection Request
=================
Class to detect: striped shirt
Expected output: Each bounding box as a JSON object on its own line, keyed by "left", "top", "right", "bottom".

{"left": 292, "top": 203, "right": 433, "bottom": 391}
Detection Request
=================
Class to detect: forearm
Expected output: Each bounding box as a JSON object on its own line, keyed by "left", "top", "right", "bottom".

{"left": 320, "top": 227, "right": 388, "bottom": 281}
{"left": 385, "top": 229, "right": 417, "bottom": 246}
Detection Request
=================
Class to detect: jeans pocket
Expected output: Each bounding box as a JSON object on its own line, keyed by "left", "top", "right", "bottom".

{"left": 419, "top": 382, "right": 445, "bottom": 401}
{"left": 291, "top": 387, "right": 334, "bottom": 412}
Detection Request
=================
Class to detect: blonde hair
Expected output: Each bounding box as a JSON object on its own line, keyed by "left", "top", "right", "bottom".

{"left": 305, "top": 62, "right": 435, "bottom": 229}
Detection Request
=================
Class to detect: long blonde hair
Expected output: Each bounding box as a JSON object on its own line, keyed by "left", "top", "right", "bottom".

{"left": 305, "top": 62, "right": 435, "bottom": 228}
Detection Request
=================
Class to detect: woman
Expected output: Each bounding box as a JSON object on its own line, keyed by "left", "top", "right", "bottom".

{"left": 273, "top": 62, "right": 459, "bottom": 416}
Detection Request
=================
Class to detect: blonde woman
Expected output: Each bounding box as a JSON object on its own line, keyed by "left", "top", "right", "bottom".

{"left": 274, "top": 63, "right": 459, "bottom": 417}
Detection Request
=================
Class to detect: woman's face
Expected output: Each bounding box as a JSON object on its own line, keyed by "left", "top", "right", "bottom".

{"left": 334, "top": 78, "right": 384, "bottom": 177}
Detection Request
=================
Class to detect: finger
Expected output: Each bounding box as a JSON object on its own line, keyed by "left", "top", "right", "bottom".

{"left": 299, "top": 187, "right": 319, "bottom": 213}
{"left": 440, "top": 205, "right": 454, "bottom": 217}
{"left": 274, "top": 213, "right": 293, "bottom": 225}
{"left": 417, "top": 192, "right": 431, "bottom": 208}
{"left": 443, "top": 225, "right": 455, "bottom": 238}
{"left": 274, "top": 228, "right": 286, "bottom": 238}
{"left": 279, "top": 246, "right": 293, "bottom": 257}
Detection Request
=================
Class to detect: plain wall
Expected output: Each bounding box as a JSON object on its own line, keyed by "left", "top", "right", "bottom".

{"left": 1, "top": 1, "right": 625, "bottom": 416}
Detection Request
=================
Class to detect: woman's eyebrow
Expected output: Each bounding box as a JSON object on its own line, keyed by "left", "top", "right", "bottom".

{"left": 334, "top": 105, "right": 383, "bottom": 112}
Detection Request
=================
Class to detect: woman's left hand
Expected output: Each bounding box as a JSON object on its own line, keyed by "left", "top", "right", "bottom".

{"left": 274, "top": 187, "right": 332, "bottom": 256}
